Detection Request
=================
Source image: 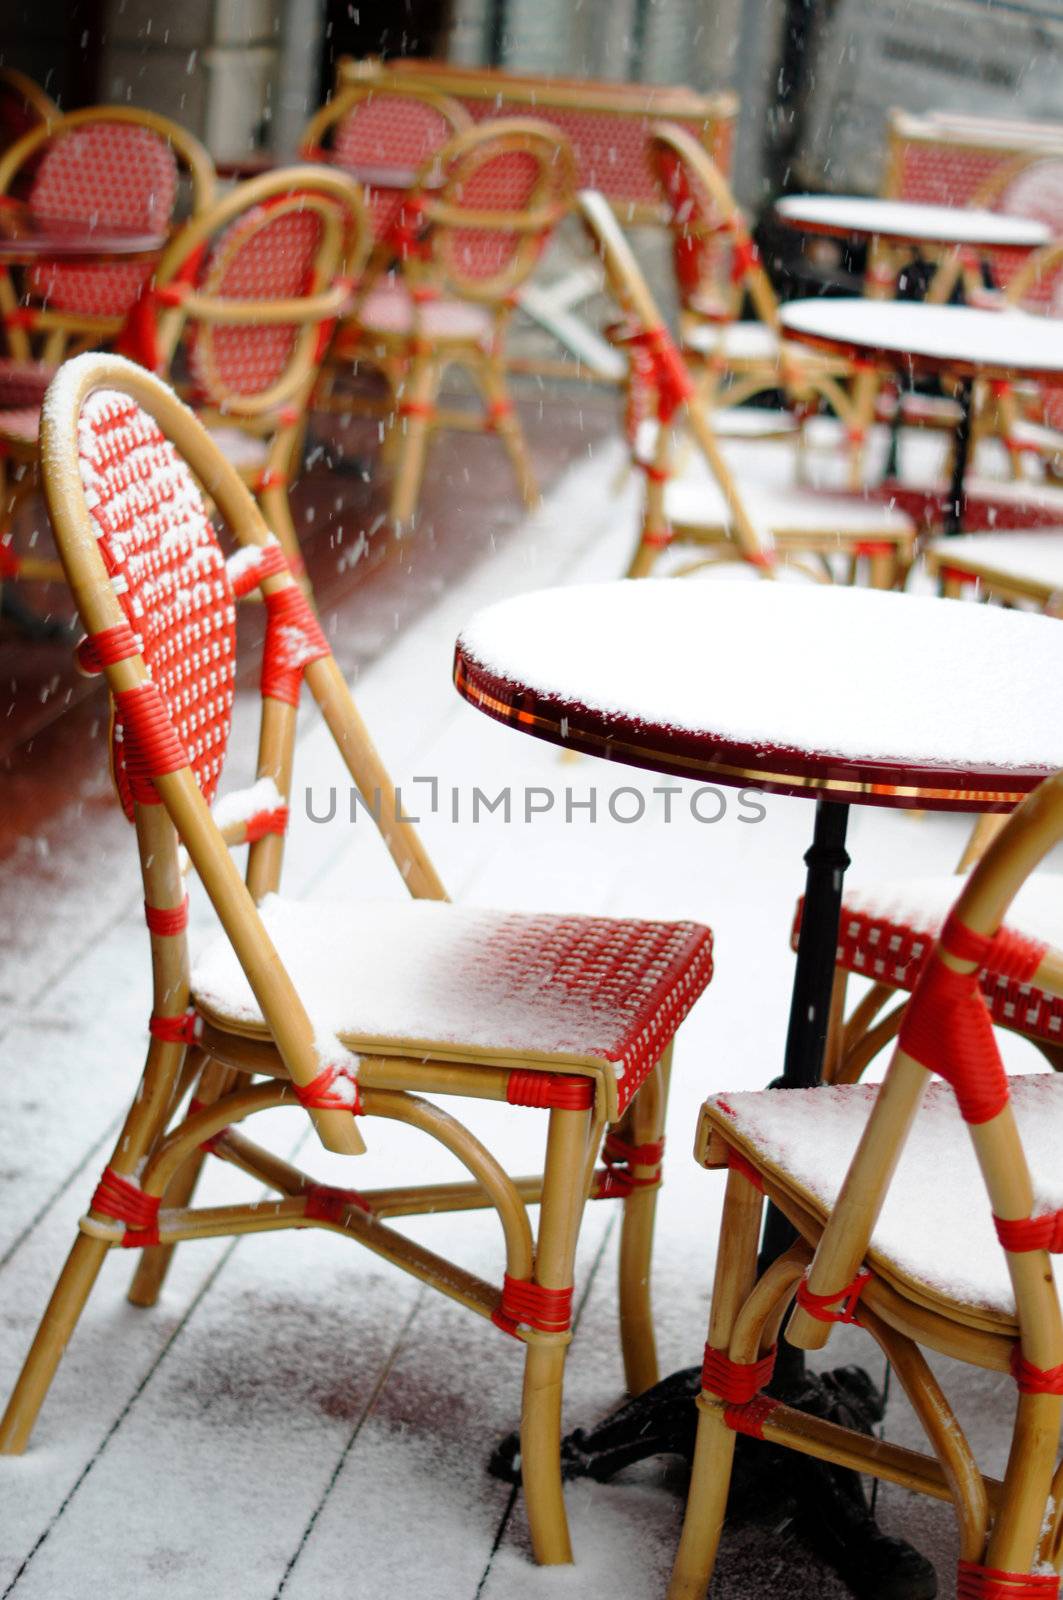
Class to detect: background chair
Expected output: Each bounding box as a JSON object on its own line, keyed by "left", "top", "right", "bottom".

{"left": 578, "top": 189, "right": 916, "bottom": 586}
{"left": 0, "top": 353, "right": 715, "bottom": 1574}
{"left": 671, "top": 768, "right": 1063, "bottom": 1598}
{"left": 0, "top": 67, "right": 55, "bottom": 164}
{"left": 0, "top": 166, "right": 368, "bottom": 589}
{"left": 333, "top": 118, "right": 576, "bottom": 527}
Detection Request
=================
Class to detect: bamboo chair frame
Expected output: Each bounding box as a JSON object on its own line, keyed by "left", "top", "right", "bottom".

{"left": 671, "top": 775, "right": 1063, "bottom": 1598}
{"left": 577, "top": 190, "right": 916, "bottom": 588}
{"left": 334, "top": 118, "right": 576, "bottom": 528}
{"left": 647, "top": 124, "right": 855, "bottom": 426}
{"left": 0, "top": 353, "right": 701, "bottom": 1570}
{"left": 0, "top": 166, "right": 368, "bottom": 594}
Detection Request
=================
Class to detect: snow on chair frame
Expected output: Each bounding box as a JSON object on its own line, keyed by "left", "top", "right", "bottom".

{"left": 670, "top": 774, "right": 1063, "bottom": 1599}
{"left": 0, "top": 353, "right": 715, "bottom": 1572}
{"left": 577, "top": 189, "right": 917, "bottom": 587}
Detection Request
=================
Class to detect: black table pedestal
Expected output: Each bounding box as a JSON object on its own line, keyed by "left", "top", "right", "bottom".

{"left": 944, "top": 375, "right": 975, "bottom": 538}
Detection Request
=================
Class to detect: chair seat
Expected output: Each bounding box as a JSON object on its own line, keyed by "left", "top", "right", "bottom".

{"left": 684, "top": 320, "right": 779, "bottom": 362}
{"left": 794, "top": 871, "right": 1063, "bottom": 1047}
{"left": 634, "top": 411, "right": 797, "bottom": 463}
{"left": 192, "top": 894, "right": 714, "bottom": 1117}
{"left": 927, "top": 531, "right": 1063, "bottom": 596}
{"left": 704, "top": 1073, "right": 1063, "bottom": 1325}
{"left": 665, "top": 474, "right": 916, "bottom": 543}
{"left": 206, "top": 426, "right": 269, "bottom": 473}
{"left": 0, "top": 357, "right": 55, "bottom": 408}
{"left": 350, "top": 282, "right": 493, "bottom": 345}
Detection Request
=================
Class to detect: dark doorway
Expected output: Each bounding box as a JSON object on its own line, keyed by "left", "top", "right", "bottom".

{"left": 320, "top": 0, "right": 451, "bottom": 100}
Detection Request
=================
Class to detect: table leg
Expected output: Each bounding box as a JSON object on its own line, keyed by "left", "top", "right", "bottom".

{"left": 944, "top": 375, "right": 974, "bottom": 537}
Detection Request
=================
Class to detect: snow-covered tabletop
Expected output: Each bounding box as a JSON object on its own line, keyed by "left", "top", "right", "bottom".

{"left": 454, "top": 580, "right": 1063, "bottom": 808}
{"left": 774, "top": 194, "right": 1050, "bottom": 250}
{"left": 780, "top": 299, "right": 1063, "bottom": 382}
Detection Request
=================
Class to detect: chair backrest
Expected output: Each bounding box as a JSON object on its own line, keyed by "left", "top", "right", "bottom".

{"left": 577, "top": 188, "right": 774, "bottom": 570}
{"left": 0, "top": 106, "right": 215, "bottom": 332}
{"left": 647, "top": 121, "right": 779, "bottom": 332}
{"left": 41, "top": 352, "right": 446, "bottom": 1156}
{"left": 401, "top": 118, "right": 576, "bottom": 305}
{"left": 787, "top": 768, "right": 1063, "bottom": 1377}
{"left": 123, "top": 167, "right": 371, "bottom": 417}
{"left": 299, "top": 82, "right": 470, "bottom": 243}
{"left": 0, "top": 67, "right": 55, "bottom": 158}
{"left": 1005, "top": 240, "right": 1063, "bottom": 433}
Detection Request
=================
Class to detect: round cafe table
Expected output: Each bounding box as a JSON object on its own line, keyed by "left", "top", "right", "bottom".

{"left": 0, "top": 204, "right": 166, "bottom": 264}
{"left": 455, "top": 578, "right": 1063, "bottom": 1586}
{"left": 774, "top": 194, "right": 1049, "bottom": 258}
{"left": 781, "top": 298, "right": 1063, "bottom": 535}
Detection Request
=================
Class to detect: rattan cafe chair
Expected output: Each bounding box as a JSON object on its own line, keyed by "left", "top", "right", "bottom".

{"left": 0, "top": 353, "right": 715, "bottom": 1570}
{"left": 578, "top": 190, "right": 917, "bottom": 587}
{"left": 671, "top": 770, "right": 1063, "bottom": 1599}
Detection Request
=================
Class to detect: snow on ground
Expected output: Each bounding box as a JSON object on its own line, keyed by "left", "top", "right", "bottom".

{"left": 0, "top": 426, "right": 1054, "bottom": 1600}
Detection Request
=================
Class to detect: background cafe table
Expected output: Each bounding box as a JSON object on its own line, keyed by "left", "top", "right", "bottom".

{"left": 0, "top": 202, "right": 167, "bottom": 263}
{"left": 781, "top": 298, "right": 1063, "bottom": 536}
{"left": 454, "top": 578, "right": 1063, "bottom": 1593}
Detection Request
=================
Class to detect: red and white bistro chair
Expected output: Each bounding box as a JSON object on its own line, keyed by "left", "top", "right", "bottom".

{"left": 0, "top": 353, "right": 715, "bottom": 1568}
{"left": 579, "top": 190, "right": 917, "bottom": 586}
{"left": 671, "top": 771, "right": 1063, "bottom": 1599}
{"left": 332, "top": 118, "right": 576, "bottom": 527}
{"left": 0, "top": 166, "right": 369, "bottom": 589}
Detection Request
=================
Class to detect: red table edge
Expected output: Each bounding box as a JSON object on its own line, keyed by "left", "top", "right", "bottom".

{"left": 453, "top": 646, "right": 1043, "bottom": 814}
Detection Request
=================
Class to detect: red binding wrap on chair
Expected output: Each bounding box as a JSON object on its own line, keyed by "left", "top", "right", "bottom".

{"left": 723, "top": 1393, "right": 780, "bottom": 1439}
{"left": 260, "top": 584, "right": 330, "bottom": 706}
{"left": 628, "top": 325, "right": 696, "bottom": 424}
{"left": 144, "top": 896, "right": 190, "bottom": 936}
{"left": 1010, "top": 1346, "right": 1063, "bottom": 1396}
{"left": 725, "top": 1145, "right": 765, "bottom": 1193}
{"left": 795, "top": 1267, "right": 871, "bottom": 1325}
{"left": 75, "top": 619, "right": 142, "bottom": 674}
{"left": 729, "top": 231, "right": 760, "bottom": 284}
{"left": 701, "top": 1343, "right": 776, "bottom": 1403}
{"left": 995, "top": 1210, "right": 1063, "bottom": 1253}
{"left": 957, "top": 1560, "right": 1060, "bottom": 1598}
{"left": 112, "top": 682, "right": 189, "bottom": 804}
{"left": 505, "top": 1070, "right": 595, "bottom": 1111}
{"left": 303, "top": 1183, "right": 372, "bottom": 1226}
{"left": 228, "top": 540, "right": 290, "bottom": 598}
{"left": 494, "top": 1274, "right": 573, "bottom": 1335}
{"left": 115, "top": 244, "right": 206, "bottom": 373}
{"left": 940, "top": 913, "right": 1046, "bottom": 982}
{"left": 149, "top": 1008, "right": 201, "bottom": 1045}
{"left": 244, "top": 806, "right": 289, "bottom": 842}
{"left": 292, "top": 1062, "right": 363, "bottom": 1114}
{"left": 90, "top": 1165, "right": 161, "bottom": 1248}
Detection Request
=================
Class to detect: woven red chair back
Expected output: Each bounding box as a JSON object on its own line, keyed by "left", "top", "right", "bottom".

{"left": 988, "top": 159, "right": 1063, "bottom": 311}
{"left": 76, "top": 388, "right": 236, "bottom": 818}
{"left": 25, "top": 121, "right": 177, "bottom": 317}
{"left": 331, "top": 90, "right": 456, "bottom": 242}
{"left": 649, "top": 139, "right": 735, "bottom": 319}
{"left": 186, "top": 202, "right": 327, "bottom": 402}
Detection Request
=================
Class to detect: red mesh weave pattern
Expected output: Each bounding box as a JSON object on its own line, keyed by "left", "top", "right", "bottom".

{"left": 332, "top": 92, "right": 456, "bottom": 169}
{"left": 188, "top": 205, "right": 325, "bottom": 401}
{"left": 25, "top": 122, "right": 176, "bottom": 316}
{"left": 77, "top": 389, "right": 236, "bottom": 819}
{"left": 798, "top": 896, "right": 1063, "bottom": 1052}
{"left": 438, "top": 147, "right": 545, "bottom": 286}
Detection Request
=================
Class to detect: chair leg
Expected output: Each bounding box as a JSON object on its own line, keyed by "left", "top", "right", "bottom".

{"left": 0, "top": 1232, "right": 111, "bottom": 1454}
{"left": 617, "top": 1043, "right": 672, "bottom": 1395}
{"left": 520, "top": 1104, "right": 589, "bottom": 1565}
{"left": 389, "top": 354, "right": 441, "bottom": 527}
{"left": 668, "top": 1170, "right": 764, "bottom": 1598}
{"left": 474, "top": 352, "right": 539, "bottom": 510}
{"left": 867, "top": 546, "right": 898, "bottom": 591}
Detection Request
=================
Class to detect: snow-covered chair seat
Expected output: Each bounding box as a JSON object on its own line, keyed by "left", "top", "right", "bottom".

{"left": 349, "top": 279, "right": 493, "bottom": 345}
{"left": 664, "top": 472, "right": 916, "bottom": 547}
{"left": 192, "top": 895, "right": 713, "bottom": 1121}
{"left": 0, "top": 356, "right": 55, "bottom": 407}
{"left": 926, "top": 531, "right": 1063, "bottom": 610}
{"left": 794, "top": 873, "right": 1063, "bottom": 1049}
{"left": 701, "top": 1074, "right": 1063, "bottom": 1326}
{"left": 683, "top": 320, "right": 779, "bottom": 363}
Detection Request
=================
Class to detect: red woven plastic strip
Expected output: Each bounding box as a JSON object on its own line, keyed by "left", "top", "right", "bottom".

{"left": 723, "top": 1394, "right": 780, "bottom": 1440}
{"left": 75, "top": 620, "right": 141, "bottom": 674}
{"left": 602, "top": 1132, "right": 664, "bottom": 1175}
{"left": 144, "top": 897, "right": 190, "bottom": 937}
{"left": 498, "top": 1274, "right": 573, "bottom": 1334}
{"left": 292, "top": 1063, "right": 363, "bottom": 1114}
{"left": 229, "top": 541, "right": 289, "bottom": 599}
{"left": 995, "top": 1211, "right": 1063, "bottom": 1253}
{"left": 898, "top": 954, "right": 1009, "bottom": 1124}
{"left": 91, "top": 1166, "right": 161, "bottom": 1248}
{"left": 1011, "top": 1346, "right": 1063, "bottom": 1396}
{"left": 730, "top": 233, "right": 760, "bottom": 283}
{"left": 149, "top": 1008, "right": 201, "bottom": 1045}
{"left": 942, "top": 913, "right": 1046, "bottom": 983}
{"left": 628, "top": 325, "right": 696, "bottom": 424}
{"left": 113, "top": 683, "right": 189, "bottom": 804}
{"left": 506, "top": 1070, "right": 595, "bottom": 1111}
{"left": 957, "top": 1560, "right": 1059, "bottom": 1599}
{"left": 245, "top": 806, "right": 289, "bottom": 842}
{"left": 795, "top": 1267, "right": 872, "bottom": 1326}
{"left": 702, "top": 1343, "right": 776, "bottom": 1403}
{"left": 303, "top": 1183, "right": 372, "bottom": 1225}
{"left": 726, "top": 1145, "right": 765, "bottom": 1194}
{"left": 261, "top": 585, "right": 330, "bottom": 706}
